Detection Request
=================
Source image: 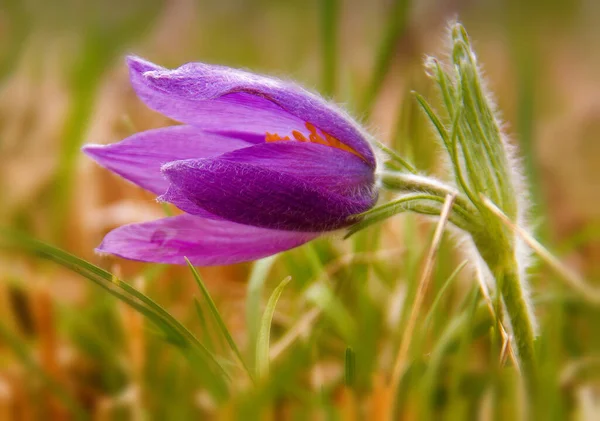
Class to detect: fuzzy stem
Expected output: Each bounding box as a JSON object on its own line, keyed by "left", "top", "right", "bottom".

{"left": 489, "top": 255, "right": 537, "bottom": 395}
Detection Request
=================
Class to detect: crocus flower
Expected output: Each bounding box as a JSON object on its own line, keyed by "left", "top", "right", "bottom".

{"left": 83, "top": 56, "right": 378, "bottom": 266}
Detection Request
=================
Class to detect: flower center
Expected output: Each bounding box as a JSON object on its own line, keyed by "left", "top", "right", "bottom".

{"left": 266, "top": 122, "right": 362, "bottom": 159}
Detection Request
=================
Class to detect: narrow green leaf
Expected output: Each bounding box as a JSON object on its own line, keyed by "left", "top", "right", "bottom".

{"left": 185, "top": 257, "right": 254, "bottom": 383}
{"left": 413, "top": 92, "right": 451, "bottom": 151}
{"left": 448, "top": 104, "right": 479, "bottom": 207}
{"left": 256, "top": 276, "right": 292, "bottom": 379}
{"left": 193, "top": 297, "right": 215, "bottom": 352}
{"left": 427, "top": 57, "right": 456, "bottom": 118}
{"left": 376, "top": 140, "right": 418, "bottom": 174}
{"left": 246, "top": 256, "right": 278, "bottom": 365}
{"left": 345, "top": 193, "right": 475, "bottom": 238}
{"left": 421, "top": 260, "right": 469, "bottom": 336}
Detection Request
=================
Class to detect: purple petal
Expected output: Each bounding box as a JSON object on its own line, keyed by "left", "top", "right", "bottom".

{"left": 128, "top": 57, "right": 306, "bottom": 141}
{"left": 97, "top": 214, "right": 320, "bottom": 265}
{"left": 82, "top": 125, "right": 251, "bottom": 194}
{"left": 161, "top": 155, "right": 377, "bottom": 232}
{"left": 209, "top": 141, "right": 375, "bottom": 197}
{"left": 159, "top": 184, "right": 223, "bottom": 220}
{"left": 127, "top": 56, "right": 376, "bottom": 167}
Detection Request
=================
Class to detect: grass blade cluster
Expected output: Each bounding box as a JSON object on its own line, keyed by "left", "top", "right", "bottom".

{"left": 0, "top": 229, "right": 230, "bottom": 401}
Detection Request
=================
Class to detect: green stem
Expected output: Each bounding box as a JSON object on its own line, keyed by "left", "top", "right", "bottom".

{"left": 492, "top": 257, "right": 537, "bottom": 395}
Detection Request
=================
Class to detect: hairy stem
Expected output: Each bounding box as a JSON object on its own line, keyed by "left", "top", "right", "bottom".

{"left": 491, "top": 255, "right": 537, "bottom": 395}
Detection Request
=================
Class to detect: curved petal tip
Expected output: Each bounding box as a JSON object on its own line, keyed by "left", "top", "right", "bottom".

{"left": 82, "top": 143, "right": 104, "bottom": 154}
{"left": 126, "top": 55, "right": 163, "bottom": 74}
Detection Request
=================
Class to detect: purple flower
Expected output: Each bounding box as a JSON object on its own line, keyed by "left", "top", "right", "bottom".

{"left": 83, "top": 56, "right": 378, "bottom": 266}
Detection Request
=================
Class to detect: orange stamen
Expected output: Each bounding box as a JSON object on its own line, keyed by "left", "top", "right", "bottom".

{"left": 292, "top": 130, "right": 308, "bottom": 142}
{"left": 305, "top": 123, "right": 329, "bottom": 146}
{"left": 264, "top": 123, "right": 364, "bottom": 160}
{"left": 266, "top": 132, "right": 290, "bottom": 142}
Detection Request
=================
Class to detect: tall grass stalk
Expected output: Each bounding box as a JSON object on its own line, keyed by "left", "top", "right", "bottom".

{"left": 388, "top": 193, "right": 456, "bottom": 418}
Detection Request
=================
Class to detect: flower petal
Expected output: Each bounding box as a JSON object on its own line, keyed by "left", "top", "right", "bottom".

{"left": 206, "top": 141, "right": 375, "bottom": 197}
{"left": 159, "top": 184, "right": 224, "bottom": 219}
{"left": 160, "top": 155, "right": 377, "bottom": 232}
{"left": 127, "top": 56, "right": 376, "bottom": 167}
{"left": 128, "top": 57, "right": 306, "bottom": 141}
{"left": 97, "top": 214, "right": 320, "bottom": 265}
{"left": 83, "top": 125, "right": 251, "bottom": 194}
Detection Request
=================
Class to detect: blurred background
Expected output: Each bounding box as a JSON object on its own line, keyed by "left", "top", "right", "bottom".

{"left": 0, "top": 0, "right": 599, "bottom": 419}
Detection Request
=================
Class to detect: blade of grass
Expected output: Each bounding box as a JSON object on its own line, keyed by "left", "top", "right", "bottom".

{"left": 246, "top": 256, "right": 278, "bottom": 367}
{"left": 388, "top": 193, "right": 456, "bottom": 419}
{"left": 268, "top": 247, "right": 403, "bottom": 362}
{"left": 185, "top": 257, "right": 254, "bottom": 383}
{"left": 256, "top": 276, "right": 292, "bottom": 379}
{"left": 419, "top": 293, "right": 491, "bottom": 420}
{"left": 193, "top": 297, "right": 216, "bottom": 353}
{"left": 421, "top": 260, "right": 469, "bottom": 336}
{"left": 446, "top": 285, "right": 481, "bottom": 420}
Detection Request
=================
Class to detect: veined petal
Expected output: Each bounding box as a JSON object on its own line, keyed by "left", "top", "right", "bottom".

{"left": 127, "top": 56, "right": 376, "bottom": 167}
{"left": 82, "top": 125, "right": 251, "bottom": 194}
{"left": 97, "top": 214, "right": 320, "bottom": 265}
{"left": 161, "top": 156, "right": 377, "bottom": 232}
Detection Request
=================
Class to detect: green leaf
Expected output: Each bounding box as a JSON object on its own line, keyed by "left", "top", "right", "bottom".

{"left": 413, "top": 92, "right": 451, "bottom": 151}
{"left": 256, "top": 276, "right": 292, "bottom": 379}
{"left": 185, "top": 258, "right": 254, "bottom": 383}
